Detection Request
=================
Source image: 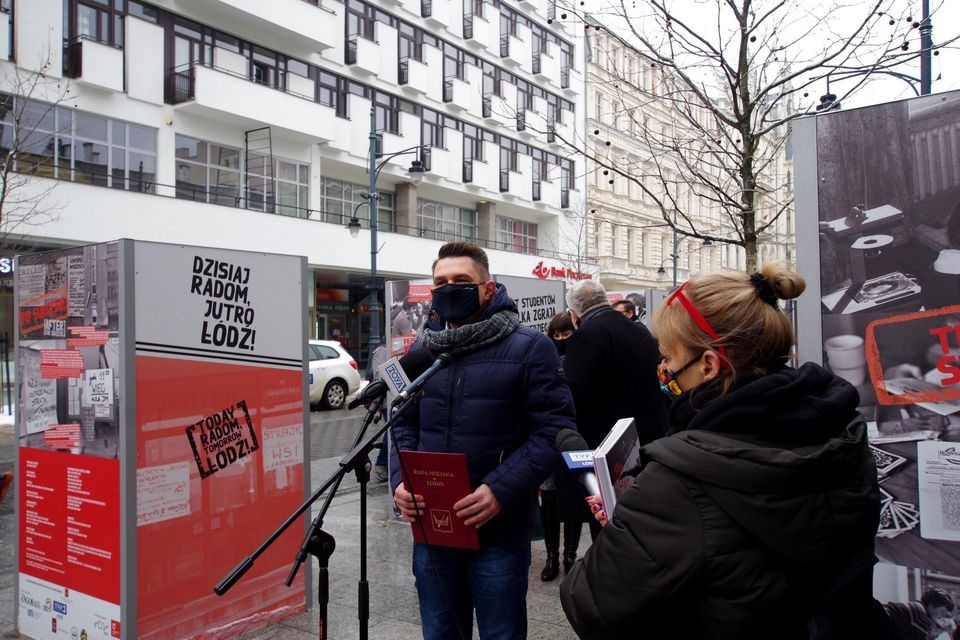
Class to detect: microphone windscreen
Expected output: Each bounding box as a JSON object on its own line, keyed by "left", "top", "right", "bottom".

{"left": 396, "top": 348, "right": 436, "bottom": 380}
{"left": 556, "top": 428, "right": 589, "bottom": 453}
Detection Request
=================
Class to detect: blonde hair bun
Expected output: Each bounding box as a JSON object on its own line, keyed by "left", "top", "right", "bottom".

{"left": 759, "top": 261, "right": 805, "bottom": 301}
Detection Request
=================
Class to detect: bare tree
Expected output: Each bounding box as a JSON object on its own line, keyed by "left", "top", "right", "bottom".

{"left": 0, "top": 55, "right": 68, "bottom": 246}
{"left": 541, "top": 193, "right": 600, "bottom": 279}
{"left": 551, "top": 0, "right": 958, "bottom": 270}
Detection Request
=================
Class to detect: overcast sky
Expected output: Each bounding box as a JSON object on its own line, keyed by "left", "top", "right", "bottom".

{"left": 844, "top": 0, "right": 960, "bottom": 107}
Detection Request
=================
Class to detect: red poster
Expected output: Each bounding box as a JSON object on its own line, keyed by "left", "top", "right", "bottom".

{"left": 135, "top": 355, "right": 306, "bottom": 640}
{"left": 19, "top": 448, "right": 121, "bottom": 603}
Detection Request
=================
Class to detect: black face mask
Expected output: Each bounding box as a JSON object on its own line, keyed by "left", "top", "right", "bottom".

{"left": 431, "top": 283, "right": 482, "bottom": 323}
{"left": 552, "top": 337, "right": 569, "bottom": 355}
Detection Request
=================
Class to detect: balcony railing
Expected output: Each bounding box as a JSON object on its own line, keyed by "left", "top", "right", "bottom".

{"left": 168, "top": 64, "right": 195, "bottom": 104}
{"left": 499, "top": 169, "right": 509, "bottom": 192}
{"left": 463, "top": 12, "right": 473, "bottom": 39}
{"left": 532, "top": 179, "right": 541, "bottom": 201}
{"left": 532, "top": 51, "right": 541, "bottom": 75}
{"left": 560, "top": 67, "right": 569, "bottom": 89}
{"left": 345, "top": 34, "right": 359, "bottom": 65}
{"left": 443, "top": 78, "right": 454, "bottom": 102}
{"left": 462, "top": 158, "right": 473, "bottom": 183}
{"left": 63, "top": 38, "right": 84, "bottom": 78}
{"left": 421, "top": 0, "right": 432, "bottom": 17}
{"left": 499, "top": 34, "right": 510, "bottom": 58}
{"left": 482, "top": 95, "right": 492, "bottom": 118}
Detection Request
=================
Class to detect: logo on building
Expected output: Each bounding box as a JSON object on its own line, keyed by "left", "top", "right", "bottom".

{"left": 531, "top": 261, "right": 591, "bottom": 281}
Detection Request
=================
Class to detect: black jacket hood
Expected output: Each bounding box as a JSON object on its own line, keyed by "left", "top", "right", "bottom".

{"left": 643, "top": 363, "right": 877, "bottom": 565}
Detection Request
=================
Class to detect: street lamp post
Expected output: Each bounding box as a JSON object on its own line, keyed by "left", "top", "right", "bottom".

{"left": 348, "top": 106, "right": 427, "bottom": 373}
{"left": 671, "top": 210, "right": 678, "bottom": 288}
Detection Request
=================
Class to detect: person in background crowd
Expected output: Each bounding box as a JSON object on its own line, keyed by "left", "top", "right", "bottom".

{"left": 391, "top": 242, "right": 577, "bottom": 640}
{"left": 563, "top": 280, "right": 667, "bottom": 538}
{"left": 885, "top": 588, "right": 956, "bottom": 640}
{"left": 367, "top": 343, "right": 390, "bottom": 483}
{"left": 392, "top": 298, "right": 416, "bottom": 336}
{"left": 612, "top": 299, "right": 638, "bottom": 322}
{"left": 538, "top": 311, "right": 585, "bottom": 582}
{"left": 560, "top": 263, "right": 882, "bottom": 639}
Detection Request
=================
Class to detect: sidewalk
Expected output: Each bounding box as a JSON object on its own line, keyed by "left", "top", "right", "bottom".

{"left": 233, "top": 457, "right": 583, "bottom": 640}
{"left": 0, "top": 449, "right": 583, "bottom": 640}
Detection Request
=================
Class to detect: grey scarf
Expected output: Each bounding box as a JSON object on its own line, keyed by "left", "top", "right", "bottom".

{"left": 417, "top": 309, "right": 520, "bottom": 356}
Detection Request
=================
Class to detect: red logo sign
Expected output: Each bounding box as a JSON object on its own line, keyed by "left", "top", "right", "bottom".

{"left": 531, "top": 261, "right": 591, "bottom": 281}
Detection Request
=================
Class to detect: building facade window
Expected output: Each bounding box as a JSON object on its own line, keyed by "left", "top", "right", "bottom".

{"left": 174, "top": 134, "right": 241, "bottom": 206}
{"left": 0, "top": 94, "right": 157, "bottom": 192}
{"left": 320, "top": 178, "right": 394, "bottom": 231}
{"left": 496, "top": 216, "right": 537, "bottom": 254}
{"left": 65, "top": 0, "right": 125, "bottom": 48}
{"left": 417, "top": 199, "right": 476, "bottom": 242}
{"left": 245, "top": 155, "right": 310, "bottom": 217}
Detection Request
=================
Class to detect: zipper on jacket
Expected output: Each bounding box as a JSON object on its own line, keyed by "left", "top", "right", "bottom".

{"left": 445, "top": 363, "right": 461, "bottom": 452}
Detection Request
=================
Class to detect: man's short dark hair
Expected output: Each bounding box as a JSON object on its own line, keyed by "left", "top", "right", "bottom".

{"left": 432, "top": 241, "right": 491, "bottom": 280}
{"left": 613, "top": 300, "right": 636, "bottom": 315}
{"left": 921, "top": 587, "right": 955, "bottom": 612}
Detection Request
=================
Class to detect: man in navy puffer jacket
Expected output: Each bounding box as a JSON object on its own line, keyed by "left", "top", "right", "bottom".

{"left": 391, "top": 241, "right": 577, "bottom": 640}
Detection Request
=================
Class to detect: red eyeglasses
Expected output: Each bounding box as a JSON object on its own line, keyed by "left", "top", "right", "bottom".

{"left": 666, "top": 282, "right": 728, "bottom": 360}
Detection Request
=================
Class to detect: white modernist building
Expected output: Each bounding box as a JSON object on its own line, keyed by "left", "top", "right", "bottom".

{"left": 0, "top": 0, "right": 586, "bottom": 365}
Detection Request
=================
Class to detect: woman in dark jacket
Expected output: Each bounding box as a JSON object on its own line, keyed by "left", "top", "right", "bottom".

{"left": 559, "top": 263, "right": 881, "bottom": 639}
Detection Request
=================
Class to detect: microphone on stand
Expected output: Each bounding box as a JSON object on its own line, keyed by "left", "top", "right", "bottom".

{"left": 396, "top": 353, "right": 454, "bottom": 402}
{"left": 348, "top": 349, "right": 437, "bottom": 409}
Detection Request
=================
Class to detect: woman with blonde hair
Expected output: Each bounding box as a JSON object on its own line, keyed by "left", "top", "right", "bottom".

{"left": 560, "top": 263, "right": 882, "bottom": 639}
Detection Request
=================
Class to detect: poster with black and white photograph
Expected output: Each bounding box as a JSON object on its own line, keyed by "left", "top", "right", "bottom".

{"left": 16, "top": 243, "right": 122, "bottom": 458}
{"left": 808, "top": 90, "right": 960, "bottom": 580}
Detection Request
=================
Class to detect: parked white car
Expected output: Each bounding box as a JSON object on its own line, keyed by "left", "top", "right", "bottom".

{"left": 308, "top": 340, "right": 362, "bottom": 410}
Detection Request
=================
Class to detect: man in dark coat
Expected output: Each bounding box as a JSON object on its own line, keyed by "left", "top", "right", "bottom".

{"left": 564, "top": 280, "right": 667, "bottom": 449}
{"left": 391, "top": 241, "right": 577, "bottom": 640}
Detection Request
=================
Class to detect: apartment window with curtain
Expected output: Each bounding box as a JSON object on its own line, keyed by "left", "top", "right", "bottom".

{"left": 418, "top": 199, "right": 476, "bottom": 241}
{"left": 320, "top": 178, "right": 394, "bottom": 231}
{"left": 174, "top": 134, "right": 241, "bottom": 206}
{"left": 497, "top": 216, "right": 537, "bottom": 254}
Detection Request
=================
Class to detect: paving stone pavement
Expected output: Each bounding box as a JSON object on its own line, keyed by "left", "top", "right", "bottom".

{"left": 0, "top": 421, "right": 585, "bottom": 640}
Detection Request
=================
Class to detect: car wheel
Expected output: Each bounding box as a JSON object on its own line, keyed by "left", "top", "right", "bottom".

{"left": 322, "top": 380, "right": 348, "bottom": 410}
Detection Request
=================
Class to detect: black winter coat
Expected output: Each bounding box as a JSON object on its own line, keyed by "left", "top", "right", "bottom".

{"left": 563, "top": 306, "right": 668, "bottom": 448}
{"left": 559, "top": 364, "right": 881, "bottom": 639}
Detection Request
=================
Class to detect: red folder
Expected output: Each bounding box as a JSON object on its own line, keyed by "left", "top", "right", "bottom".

{"left": 398, "top": 450, "right": 480, "bottom": 550}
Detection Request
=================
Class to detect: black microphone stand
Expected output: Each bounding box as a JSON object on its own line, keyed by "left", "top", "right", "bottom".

{"left": 214, "top": 391, "right": 421, "bottom": 640}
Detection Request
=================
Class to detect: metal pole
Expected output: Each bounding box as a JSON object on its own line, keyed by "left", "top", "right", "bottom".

{"left": 367, "top": 106, "right": 381, "bottom": 372}
{"left": 671, "top": 210, "right": 678, "bottom": 287}
{"left": 920, "top": 0, "right": 932, "bottom": 95}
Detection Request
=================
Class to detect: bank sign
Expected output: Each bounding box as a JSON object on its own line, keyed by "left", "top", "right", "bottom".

{"left": 531, "top": 261, "right": 591, "bottom": 281}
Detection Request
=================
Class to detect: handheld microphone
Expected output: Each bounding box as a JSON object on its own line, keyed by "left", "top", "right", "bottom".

{"left": 396, "top": 352, "right": 454, "bottom": 401}
{"left": 555, "top": 428, "right": 601, "bottom": 497}
{"left": 347, "top": 349, "right": 436, "bottom": 409}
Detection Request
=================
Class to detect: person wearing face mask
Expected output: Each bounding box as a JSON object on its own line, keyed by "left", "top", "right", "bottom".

{"left": 537, "top": 312, "right": 586, "bottom": 582}
{"left": 560, "top": 262, "right": 882, "bottom": 640}
{"left": 390, "top": 242, "right": 577, "bottom": 640}
{"left": 885, "top": 588, "right": 956, "bottom": 640}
